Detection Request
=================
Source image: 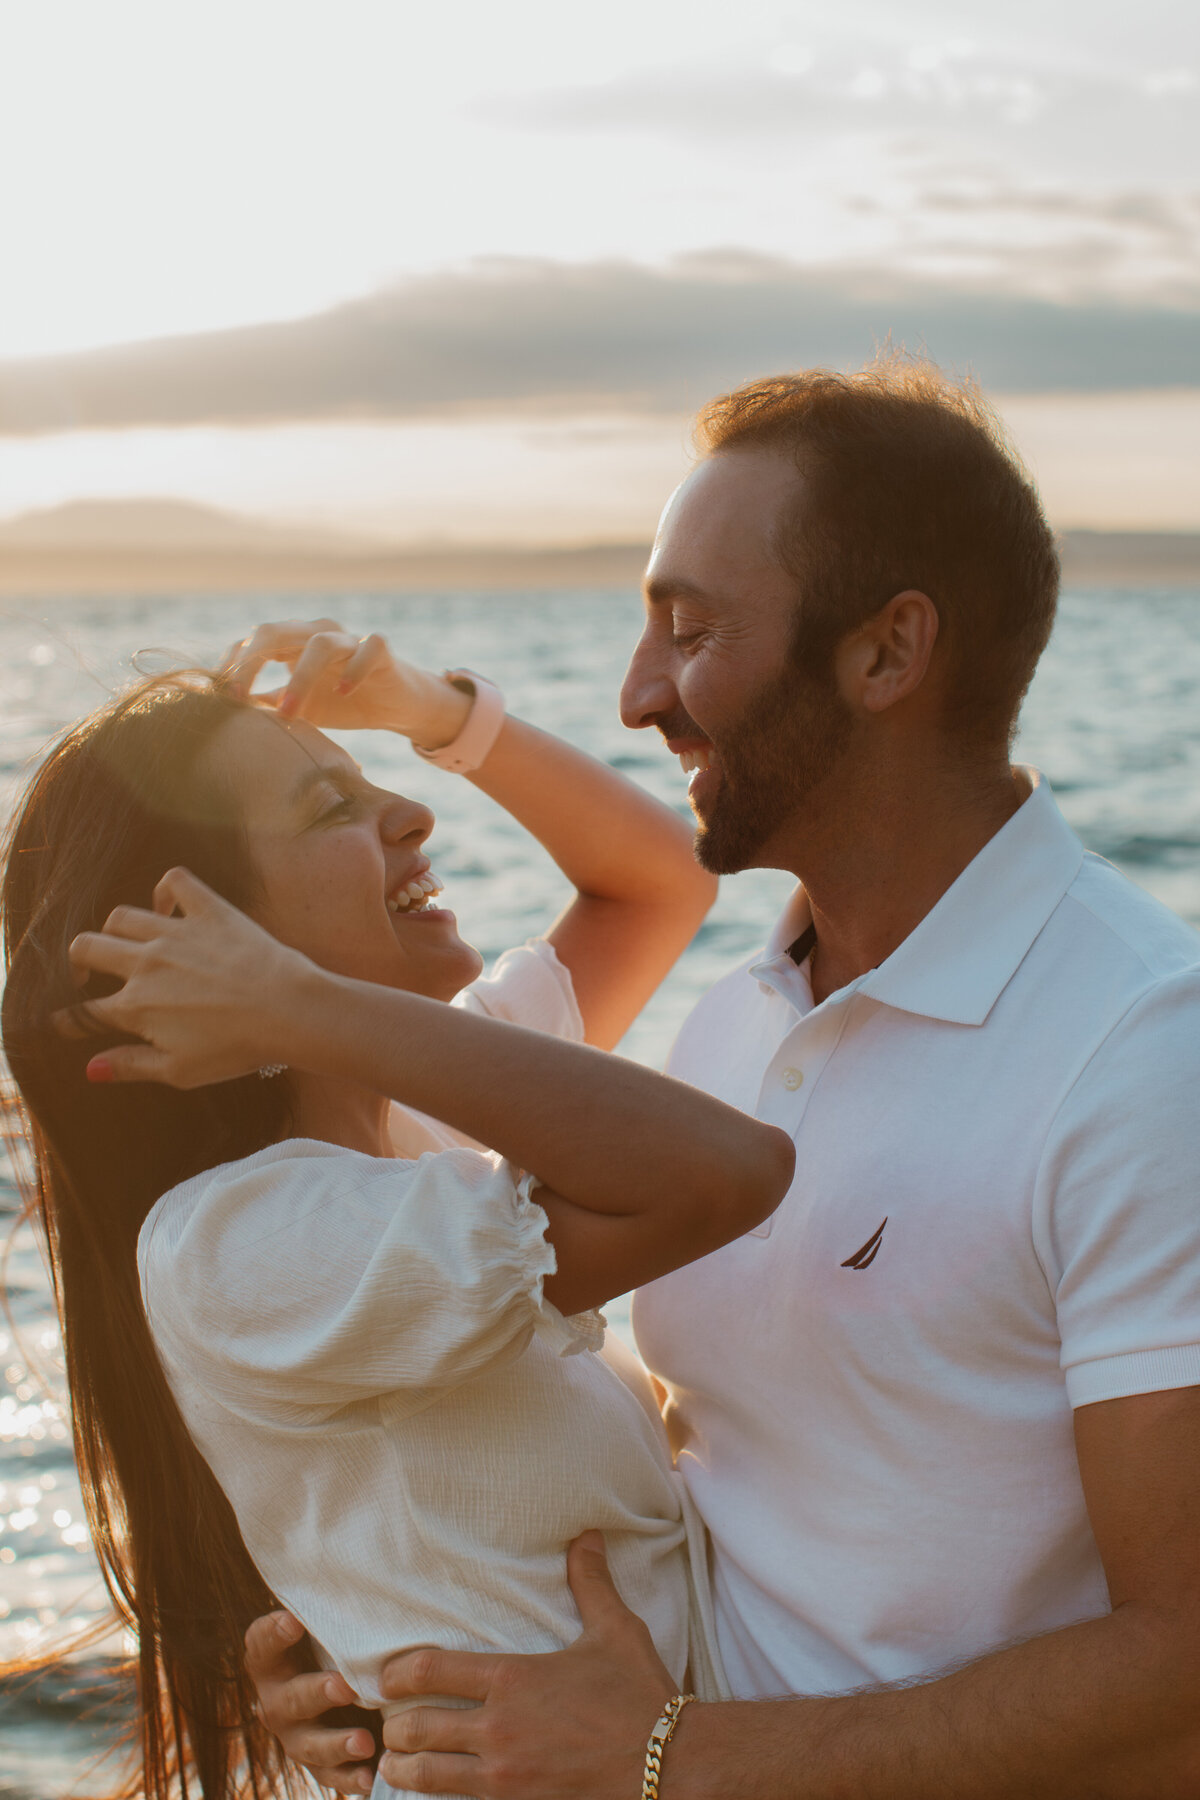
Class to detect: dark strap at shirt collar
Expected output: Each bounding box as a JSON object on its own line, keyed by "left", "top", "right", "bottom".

{"left": 787, "top": 924, "right": 817, "bottom": 967}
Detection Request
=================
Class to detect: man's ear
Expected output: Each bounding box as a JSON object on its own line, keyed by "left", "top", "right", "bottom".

{"left": 835, "top": 590, "right": 940, "bottom": 716}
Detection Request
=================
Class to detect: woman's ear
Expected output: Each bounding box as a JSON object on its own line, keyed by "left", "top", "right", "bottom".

{"left": 834, "top": 590, "right": 940, "bottom": 716}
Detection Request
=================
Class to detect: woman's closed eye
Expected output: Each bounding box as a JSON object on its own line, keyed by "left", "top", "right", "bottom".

{"left": 309, "top": 783, "right": 367, "bottom": 828}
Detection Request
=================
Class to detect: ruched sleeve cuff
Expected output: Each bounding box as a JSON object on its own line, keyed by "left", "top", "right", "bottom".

{"left": 512, "top": 1168, "right": 606, "bottom": 1357}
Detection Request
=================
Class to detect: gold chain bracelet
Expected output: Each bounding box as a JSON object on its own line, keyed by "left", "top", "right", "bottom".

{"left": 641, "top": 1693, "right": 697, "bottom": 1799}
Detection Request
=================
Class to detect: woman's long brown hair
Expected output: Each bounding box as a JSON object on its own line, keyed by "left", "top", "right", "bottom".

{"left": 1, "top": 675, "right": 301, "bottom": 1799}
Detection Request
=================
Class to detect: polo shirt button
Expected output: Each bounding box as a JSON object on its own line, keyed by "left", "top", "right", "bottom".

{"left": 782, "top": 1067, "right": 804, "bottom": 1090}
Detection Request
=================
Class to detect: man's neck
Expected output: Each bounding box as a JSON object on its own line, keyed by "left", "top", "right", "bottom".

{"left": 780, "top": 759, "right": 1028, "bottom": 1006}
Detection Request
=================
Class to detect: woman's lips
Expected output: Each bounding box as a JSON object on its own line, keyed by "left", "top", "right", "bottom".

{"left": 387, "top": 871, "right": 443, "bottom": 913}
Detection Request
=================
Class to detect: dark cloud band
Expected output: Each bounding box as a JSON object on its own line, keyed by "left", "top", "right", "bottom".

{"left": 1, "top": 254, "right": 1197, "bottom": 436}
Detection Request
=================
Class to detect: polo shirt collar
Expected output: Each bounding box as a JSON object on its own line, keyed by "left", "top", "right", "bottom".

{"left": 861, "top": 770, "right": 1084, "bottom": 1026}
{"left": 748, "top": 771, "right": 1085, "bottom": 1028}
{"left": 747, "top": 885, "right": 813, "bottom": 994}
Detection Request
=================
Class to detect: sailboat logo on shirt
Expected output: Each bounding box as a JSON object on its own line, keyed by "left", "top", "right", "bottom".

{"left": 841, "top": 1218, "right": 887, "bottom": 1269}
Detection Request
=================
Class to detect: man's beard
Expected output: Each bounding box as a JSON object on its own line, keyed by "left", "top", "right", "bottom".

{"left": 693, "top": 657, "right": 854, "bottom": 876}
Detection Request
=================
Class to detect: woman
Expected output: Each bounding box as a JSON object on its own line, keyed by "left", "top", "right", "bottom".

{"left": 2, "top": 622, "right": 793, "bottom": 1800}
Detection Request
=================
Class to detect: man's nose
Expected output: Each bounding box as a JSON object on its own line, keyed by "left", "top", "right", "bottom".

{"left": 620, "top": 637, "right": 677, "bottom": 730}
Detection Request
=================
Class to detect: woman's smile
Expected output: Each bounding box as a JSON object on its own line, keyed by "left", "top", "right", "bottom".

{"left": 197, "top": 708, "right": 484, "bottom": 999}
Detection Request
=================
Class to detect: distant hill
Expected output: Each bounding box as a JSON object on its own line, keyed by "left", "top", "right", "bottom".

{"left": 0, "top": 498, "right": 1198, "bottom": 595}
{"left": 1056, "top": 530, "right": 1200, "bottom": 587}
{"left": 0, "top": 496, "right": 372, "bottom": 554}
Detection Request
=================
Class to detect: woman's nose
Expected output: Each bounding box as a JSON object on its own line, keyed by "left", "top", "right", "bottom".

{"left": 379, "top": 793, "right": 434, "bottom": 845}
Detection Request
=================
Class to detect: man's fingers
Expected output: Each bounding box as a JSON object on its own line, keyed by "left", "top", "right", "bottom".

{"left": 240, "top": 1611, "right": 376, "bottom": 1795}
{"left": 244, "top": 1607, "right": 308, "bottom": 1684}
{"left": 566, "top": 1530, "right": 629, "bottom": 1635}
{"left": 269, "top": 1669, "right": 356, "bottom": 1727}
{"left": 378, "top": 1751, "right": 483, "bottom": 1796}
{"left": 383, "top": 1703, "right": 482, "bottom": 1757}
{"left": 381, "top": 1645, "right": 500, "bottom": 1705}
{"left": 281, "top": 1736, "right": 374, "bottom": 1796}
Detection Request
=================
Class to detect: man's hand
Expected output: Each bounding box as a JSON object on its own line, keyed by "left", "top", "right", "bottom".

{"left": 378, "top": 1533, "right": 676, "bottom": 1798}
{"left": 244, "top": 1609, "right": 380, "bottom": 1796}
{"left": 220, "top": 617, "right": 471, "bottom": 746}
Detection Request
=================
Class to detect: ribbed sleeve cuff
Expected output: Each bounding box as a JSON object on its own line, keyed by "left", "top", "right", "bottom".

{"left": 1065, "top": 1343, "right": 1200, "bottom": 1408}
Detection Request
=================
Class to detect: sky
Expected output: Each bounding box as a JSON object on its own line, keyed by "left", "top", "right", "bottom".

{"left": 0, "top": 0, "right": 1197, "bottom": 542}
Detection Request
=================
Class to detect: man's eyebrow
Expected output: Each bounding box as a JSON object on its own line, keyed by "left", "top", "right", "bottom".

{"left": 643, "top": 574, "right": 715, "bottom": 607}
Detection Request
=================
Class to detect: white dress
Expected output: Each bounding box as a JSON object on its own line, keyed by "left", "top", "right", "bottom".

{"left": 138, "top": 940, "right": 726, "bottom": 1800}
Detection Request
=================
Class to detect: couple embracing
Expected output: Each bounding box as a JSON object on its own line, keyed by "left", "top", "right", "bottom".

{"left": 6, "top": 357, "right": 1199, "bottom": 1800}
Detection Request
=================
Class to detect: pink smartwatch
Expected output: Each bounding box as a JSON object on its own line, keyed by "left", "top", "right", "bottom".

{"left": 412, "top": 670, "right": 506, "bottom": 774}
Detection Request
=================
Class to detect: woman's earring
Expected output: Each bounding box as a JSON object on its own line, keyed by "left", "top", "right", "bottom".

{"left": 257, "top": 1063, "right": 288, "bottom": 1079}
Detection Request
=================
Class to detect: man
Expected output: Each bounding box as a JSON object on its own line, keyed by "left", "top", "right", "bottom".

{"left": 252, "top": 357, "right": 1200, "bottom": 1797}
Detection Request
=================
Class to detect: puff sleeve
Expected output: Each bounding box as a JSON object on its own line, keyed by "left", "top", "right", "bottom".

{"left": 139, "top": 1140, "right": 603, "bottom": 1428}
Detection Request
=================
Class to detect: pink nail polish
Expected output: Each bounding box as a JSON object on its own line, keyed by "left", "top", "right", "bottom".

{"left": 86, "top": 1057, "right": 113, "bottom": 1084}
{"left": 277, "top": 693, "right": 296, "bottom": 717}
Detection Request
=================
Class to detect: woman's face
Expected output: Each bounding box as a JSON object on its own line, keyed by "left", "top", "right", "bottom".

{"left": 200, "top": 708, "right": 484, "bottom": 1001}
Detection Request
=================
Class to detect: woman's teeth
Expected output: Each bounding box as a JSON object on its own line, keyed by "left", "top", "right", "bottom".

{"left": 387, "top": 873, "right": 443, "bottom": 913}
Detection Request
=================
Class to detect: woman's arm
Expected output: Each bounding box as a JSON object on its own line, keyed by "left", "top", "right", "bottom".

{"left": 465, "top": 713, "right": 714, "bottom": 1051}
{"left": 67, "top": 871, "right": 794, "bottom": 1314}
{"left": 221, "top": 620, "right": 717, "bottom": 1049}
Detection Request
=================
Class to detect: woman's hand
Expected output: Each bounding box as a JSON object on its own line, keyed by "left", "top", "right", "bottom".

{"left": 221, "top": 618, "right": 470, "bottom": 747}
{"left": 58, "top": 867, "right": 319, "bottom": 1087}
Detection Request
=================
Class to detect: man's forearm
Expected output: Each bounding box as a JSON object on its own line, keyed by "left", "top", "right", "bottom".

{"left": 670, "top": 1607, "right": 1200, "bottom": 1800}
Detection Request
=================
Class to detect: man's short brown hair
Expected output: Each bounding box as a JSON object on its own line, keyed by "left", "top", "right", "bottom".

{"left": 695, "top": 353, "right": 1060, "bottom": 747}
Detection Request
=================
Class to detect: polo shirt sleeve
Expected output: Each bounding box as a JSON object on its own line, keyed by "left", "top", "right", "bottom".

{"left": 1033, "top": 966, "right": 1200, "bottom": 1408}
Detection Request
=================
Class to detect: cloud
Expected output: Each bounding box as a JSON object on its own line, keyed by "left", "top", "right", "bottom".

{"left": 478, "top": 46, "right": 1199, "bottom": 151}
{"left": 0, "top": 252, "right": 1197, "bottom": 436}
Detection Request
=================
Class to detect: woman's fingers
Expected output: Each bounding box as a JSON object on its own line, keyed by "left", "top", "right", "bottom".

{"left": 52, "top": 997, "right": 119, "bottom": 1041}
{"left": 337, "top": 632, "right": 388, "bottom": 697}
{"left": 84, "top": 1045, "right": 170, "bottom": 1084}
{"left": 67, "top": 932, "right": 145, "bottom": 982}
{"left": 152, "top": 865, "right": 224, "bottom": 918}
{"left": 220, "top": 618, "right": 343, "bottom": 695}
{"left": 218, "top": 617, "right": 421, "bottom": 731}
{"left": 277, "top": 630, "right": 360, "bottom": 717}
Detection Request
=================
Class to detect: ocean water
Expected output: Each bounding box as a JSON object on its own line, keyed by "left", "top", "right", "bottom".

{"left": 0, "top": 584, "right": 1198, "bottom": 1795}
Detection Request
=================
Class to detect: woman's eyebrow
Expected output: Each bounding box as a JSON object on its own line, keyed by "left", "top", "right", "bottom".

{"left": 286, "top": 761, "right": 365, "bottom": 809}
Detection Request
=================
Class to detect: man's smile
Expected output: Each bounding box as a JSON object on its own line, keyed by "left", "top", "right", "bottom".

{"left": 664, "top": 735, "right": 719, "bottom": 797}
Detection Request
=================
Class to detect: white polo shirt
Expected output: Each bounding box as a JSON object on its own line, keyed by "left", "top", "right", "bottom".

{"left": 633, "top": 772, "right": 1200, "bottom": 1700}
